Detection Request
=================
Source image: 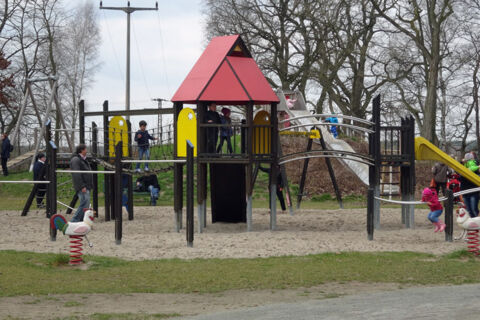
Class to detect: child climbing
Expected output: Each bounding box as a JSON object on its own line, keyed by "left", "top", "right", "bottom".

{"left": 421, "top": 187, "right": 446, "bottom": 232}
{"left": 134, "top": 120, "right": 157, "bottom": 173}
{"left": 216, "top": 108, "right": 233, "bottom": 153}
{"left": 325, "top": 116, "right": 339, "bottom": 138}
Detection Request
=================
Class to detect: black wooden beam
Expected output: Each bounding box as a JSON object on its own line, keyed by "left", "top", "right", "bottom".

{"left": 84, "top": 108, "right": 174, "bottom": 117}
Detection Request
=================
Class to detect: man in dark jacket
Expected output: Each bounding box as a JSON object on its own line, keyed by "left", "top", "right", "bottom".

{"left": 432, "top": 162, "right": 451, "bottom": 196}
{"left": 33, "top": 153, "right": 47, "bottom": 208}
{"left": 70, "top": 144, "right": 93, "bottom": 222}
{"left": 1, "top": 133, "right": 13, "bottom": 176}
{"left": 205, "top": 102, "right": 221, "bottom": 154}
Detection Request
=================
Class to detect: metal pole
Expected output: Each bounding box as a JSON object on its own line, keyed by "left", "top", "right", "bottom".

{"left": 126, "top": 12, "right": 130, "bottom": 120}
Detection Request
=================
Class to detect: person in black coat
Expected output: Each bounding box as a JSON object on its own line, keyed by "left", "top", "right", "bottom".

{"left": 205, "top": 102, "right": 221, "bottom": 154}
{"left": 134, "top": 174, "right": 160, "bottom": 205}
{"left": 33, "top": 153, "right": 47, "bottom": 208}
{"left": 1, "top": 133, "right": 13, "bottom": 176}
{"left": 70, "top": 144, "right": 93, "bottom": 222}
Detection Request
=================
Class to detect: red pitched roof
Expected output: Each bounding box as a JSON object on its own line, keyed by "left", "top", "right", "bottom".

{"left": 171, "top": 35, "right": 279, "bottom": 105}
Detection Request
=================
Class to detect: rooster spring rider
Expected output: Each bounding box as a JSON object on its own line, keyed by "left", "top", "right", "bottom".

{"left": 50, "top": 208, "right": 94, "bottom": 265}
{"left": 456, "top": 206, "right": 480, "bottom": 255}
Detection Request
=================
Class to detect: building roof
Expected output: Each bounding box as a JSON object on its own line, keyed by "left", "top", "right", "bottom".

{"left": 171, "top": 35, "right": 279, "bottom": 105}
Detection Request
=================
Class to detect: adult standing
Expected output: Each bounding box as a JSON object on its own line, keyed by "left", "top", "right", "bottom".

{"left": 70, "top": 144, "right": 93, "bottom": 222}
{"left": 1, "top": 133, "right": 13, "bottom": 176}
{"left": 460, "top": 153, "right": 480, "bottom": 218}
{"left": 205, "top": 102, "right": 221, "bottom": 154}
{"left": 431, "top": 162, "right": 450, "bottom": 196}
{"left": 33, "top": 153, "right": 47, "bottom": 208}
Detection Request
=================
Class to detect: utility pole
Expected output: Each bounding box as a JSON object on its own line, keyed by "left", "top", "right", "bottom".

{"left": 153, "top": 98, "right": 167, "bottom": 144}
{"left": 100, "top": 1, "right": 158, "bottom": 121}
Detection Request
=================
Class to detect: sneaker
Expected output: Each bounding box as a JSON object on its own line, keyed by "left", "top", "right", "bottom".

{"left": 135, "top": 168, "right": 142, "bottom": 173}
{"left": 144, "top": 167, "right": 150, "bottom": 172}
{"left": 122, "top": 206, "right": 128, "bottom": 216}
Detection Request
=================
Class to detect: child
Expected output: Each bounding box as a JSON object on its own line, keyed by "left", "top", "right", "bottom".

{"left": 422, "top": 187, "right": 446, "bottom": 232}
{"left": 216, "top": 108, "right": 233, "bottom": 153}
{"left": 134, "top": 120, "right": 156, "bottom": 172}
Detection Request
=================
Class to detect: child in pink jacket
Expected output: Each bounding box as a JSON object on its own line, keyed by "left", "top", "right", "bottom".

{"left": 422, "top": 187, "right": 446, "bottom": 232}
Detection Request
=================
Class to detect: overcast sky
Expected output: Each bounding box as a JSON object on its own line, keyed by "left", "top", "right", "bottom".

{"left": 81, "top": 0, "right": 205, "bottom": 129}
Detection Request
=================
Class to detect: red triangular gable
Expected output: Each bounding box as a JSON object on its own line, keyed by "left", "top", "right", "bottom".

{"left": 171, "top": 35, "right": 279, "bottom": 105}
{"left": 199, "top": 60, "right": 249, "bottom": 102}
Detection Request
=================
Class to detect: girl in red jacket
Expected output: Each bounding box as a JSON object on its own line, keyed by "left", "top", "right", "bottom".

{"left": 422, "top": 187, "right": 446, "bottom": 232}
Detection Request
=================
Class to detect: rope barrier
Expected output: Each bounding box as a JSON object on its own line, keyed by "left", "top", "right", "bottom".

{"left": 121, "top": 159, "right": 186, "bottom": 163}
{"left": 57, "top": 200, "right": 75, "bottom": 211}
{"left": 375, "top": 187, "right": 480, "bottom": 204}
{"left": 56, "top": 170, "right": 115, "bottom": 174}
{"left": 0, "top": 180, "right": 50, "bottom": 184}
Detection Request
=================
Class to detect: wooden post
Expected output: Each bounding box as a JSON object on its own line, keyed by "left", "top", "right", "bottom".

{"left": 114, "top": 141, "right": 123, "bottom": 245}
{"left": 79, "top": 100, "right": 85, "bottom": 144}
{"left": 367, "top": 188, "right": 374, "bottom": 240}
{"left": 246, "top": 102, "right": 253, "bottom": 231}
{"left": 318, "top": 129, "right": 343, "bottom": 209}
{"left": 186, "top": 140, "right": 194, "bottom": 247}
{"left": 445, "top": 188, "right": 454, "bottom": 242}
{"left": 65, "top": 194, "right": 79, "bottom": 215}
{"left": 21, "top": 163, "right": 47, "bottom": 216}
{"left": 372, "top": 95, "right": 381, "bottom": 229}
{"left": 127, "top": 121, "right": 134, "bottom": 220}
{"left": 103, "top": 101, "right": 111, "bottom": 221}
{"left": 297, "top": 136, "right": 313, "bottom": 209}
{"left": 47, "top": 140, "right": 57, "bottom": 241}
{"left": 91, "top": 122, "right": 99, "bottom": 217}
{"left": 270, "top": 102, "right": 278, "bottom": 230}
{"left": 197, "top": 102, "right": 206, "bottom": 233}
{"left": 173, "top": 102, "right": 184, "bottom": 232}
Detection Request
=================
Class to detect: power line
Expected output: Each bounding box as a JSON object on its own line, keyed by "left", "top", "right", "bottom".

{"left": 100, "top": 1, "right": 158, "bottom": 120}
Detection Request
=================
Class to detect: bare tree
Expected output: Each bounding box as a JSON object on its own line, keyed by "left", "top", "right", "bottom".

{"left": 371, "top": 0, "right": 455, "bottom": 143}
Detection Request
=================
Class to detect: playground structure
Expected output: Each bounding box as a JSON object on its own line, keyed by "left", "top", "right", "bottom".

{"left": 9, "top": 33, "right": 480, "bottom": 251}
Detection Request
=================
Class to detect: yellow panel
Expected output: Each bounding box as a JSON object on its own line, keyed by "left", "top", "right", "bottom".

{"left": 253, "top": 110, "right": 271, "bottom": 154}
{"left": 415, "top": 136, "right": 480, "bottom": 187}
{"left": 108, "top": 116, "right": 129, "bottom": 157}
{"left": 177, "top": 108, "right": 197, "bottom": 157}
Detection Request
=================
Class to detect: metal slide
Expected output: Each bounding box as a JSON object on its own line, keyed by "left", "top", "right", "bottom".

{"left": 276, "top": 89, "right": 370, "bottom": 185}
{"left": 415, "top": 136, "right": 480, "bottom": 187}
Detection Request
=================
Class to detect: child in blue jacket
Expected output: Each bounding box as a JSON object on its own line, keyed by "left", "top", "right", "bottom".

{"left": 134, "top": 120, "right": 157, "bottom": 172}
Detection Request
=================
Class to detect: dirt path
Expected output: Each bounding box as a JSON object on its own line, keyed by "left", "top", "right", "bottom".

{"left": 0, "top": 282, "right": 408, "bottom": 319}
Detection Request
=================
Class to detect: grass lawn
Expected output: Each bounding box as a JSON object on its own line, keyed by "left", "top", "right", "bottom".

{"left": 0, "top": 250, "right": 479, "bottom": 297}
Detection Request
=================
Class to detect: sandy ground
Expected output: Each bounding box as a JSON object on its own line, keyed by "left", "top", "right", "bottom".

{"left": 0, "top": 206, "right": 466, "bottom": 259}
{"left": 0, "top": 206, "right": 468, "bottom": 319}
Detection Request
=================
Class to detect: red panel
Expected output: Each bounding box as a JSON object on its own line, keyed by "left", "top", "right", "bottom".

{"left": 172, "top": 35, "right": 239, "bottom": 102}
{"left": 199, "top": 60, "right": 249, "bottom": 102}
{"left": 227, "top": 57, "right": 279, "bottom": 103}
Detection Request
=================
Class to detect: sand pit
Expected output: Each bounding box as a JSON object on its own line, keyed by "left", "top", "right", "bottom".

{"left": 0, "top": 206, "right": 466, "bottom": 260}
